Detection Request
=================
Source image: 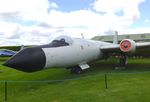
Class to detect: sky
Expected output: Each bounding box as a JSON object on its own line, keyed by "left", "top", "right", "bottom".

{"left": 0, "top": 0, "right": 150, "bottom": 46}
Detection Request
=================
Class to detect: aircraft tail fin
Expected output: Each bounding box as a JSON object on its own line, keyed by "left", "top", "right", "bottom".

{"left": 113, "top": 31, "right": 118, "bottom": 44}
{"left": 20, "top": 45, "right": 25, "bottom": 50}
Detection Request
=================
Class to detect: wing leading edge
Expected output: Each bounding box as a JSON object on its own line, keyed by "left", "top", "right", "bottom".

{"left": 100, "top": 41, "right": 150, "bottom": 55}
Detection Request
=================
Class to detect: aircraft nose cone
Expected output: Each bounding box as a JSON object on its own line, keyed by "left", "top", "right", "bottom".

{"left": 3, "top": 47, "right": 46, "bottom": 72}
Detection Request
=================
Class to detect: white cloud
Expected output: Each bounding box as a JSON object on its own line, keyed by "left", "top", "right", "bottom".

{"left": 0, "top": 0, "right": 53, "bottom": 21}
{"left": 145, "top": 19, "right": 150, "bottom": 23}
{"left": 94, "top": 0, "right": 145, "bottom": 21}
{"left": 121, "top": 27, "right": 150, "bottom": 34}
{"left": 50, "top": 2, "right": 58, "bottom": 9}
{"left": 0, "top": 0, "right": 147, "bottom": 46}
{"left": 0, "top": 20, "right": 21, "bottom": 38}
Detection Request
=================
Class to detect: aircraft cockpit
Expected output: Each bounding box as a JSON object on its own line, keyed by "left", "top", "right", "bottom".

{"left": 49, "top": 35, "right": 73, "bottom": 47}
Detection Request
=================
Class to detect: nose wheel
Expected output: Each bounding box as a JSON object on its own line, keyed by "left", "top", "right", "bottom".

{"left": 70, "top": 67, "right": 83, "bottom": 74}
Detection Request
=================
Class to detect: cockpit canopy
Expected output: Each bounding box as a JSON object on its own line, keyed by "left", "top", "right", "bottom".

{"left": 50, "top": 35, "right": 73, "bottom": 47}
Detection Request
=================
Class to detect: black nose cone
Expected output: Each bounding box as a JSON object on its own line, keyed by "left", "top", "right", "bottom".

{"left": 3, "top": 47, "right": 46, "bottom": 72}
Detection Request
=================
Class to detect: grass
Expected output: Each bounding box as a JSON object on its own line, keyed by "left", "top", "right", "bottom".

{"left": 0, "top": 57, "right": 150, "bottom": 102}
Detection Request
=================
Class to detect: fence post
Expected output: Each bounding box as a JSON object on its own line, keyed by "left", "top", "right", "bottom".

{"left": 105, "top": 74, "right": 108, "bottom": 89}
{"left": 4, "top": 81, "right": 7, "bottom": 102}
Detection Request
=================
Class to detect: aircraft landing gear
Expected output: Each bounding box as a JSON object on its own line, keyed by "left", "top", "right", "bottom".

{"left": 120, "top": 55, "right": 128, "bottom": 67}
{"left": 70, "top": 67, "right": 83, "bottom": 74}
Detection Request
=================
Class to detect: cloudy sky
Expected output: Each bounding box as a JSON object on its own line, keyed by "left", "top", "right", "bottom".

{"left": 0, "top": 0, "right": 150, "bottom": 46}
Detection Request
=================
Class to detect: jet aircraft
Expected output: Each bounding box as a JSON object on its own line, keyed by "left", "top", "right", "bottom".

{"left": 3, "top": 33, "right": 150, "bottom": 74}
{"left": 0, "top": 49, "right": 16, "bottom": 57}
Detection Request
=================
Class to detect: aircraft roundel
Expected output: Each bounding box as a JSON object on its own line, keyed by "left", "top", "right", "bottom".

{"left": 120, "top": 40, "right": 132, "bottom": 52}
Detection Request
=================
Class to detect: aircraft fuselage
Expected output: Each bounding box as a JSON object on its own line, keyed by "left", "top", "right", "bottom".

{"left": 3, "top": 36, "right": 111, "bottom": 72}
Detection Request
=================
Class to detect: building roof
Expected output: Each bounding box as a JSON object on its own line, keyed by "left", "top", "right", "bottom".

{"left": 92, "top": 33, "right": 150, "bottom": 42}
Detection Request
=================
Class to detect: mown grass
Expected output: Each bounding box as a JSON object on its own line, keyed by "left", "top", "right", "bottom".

{"left": 0, "top": 57, "right": 150, "bottom": 102}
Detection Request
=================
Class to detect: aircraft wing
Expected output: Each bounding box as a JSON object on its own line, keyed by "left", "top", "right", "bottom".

{"left": 100, "top": 44, "right": 120, "bottom": 53}
{"left": 100, "top": 40, "right": 150, "bottom": 56}
{"left": 136, "top": 42, "right": 150, "bottom": 49}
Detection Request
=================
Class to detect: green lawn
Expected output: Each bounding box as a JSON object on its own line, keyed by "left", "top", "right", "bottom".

{"left": 0, "top": 57, "right": 150, "bottom": 102}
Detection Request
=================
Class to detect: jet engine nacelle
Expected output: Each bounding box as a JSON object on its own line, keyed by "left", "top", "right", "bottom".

{"left": 120, "top": 39, "right": 136, "bottom": 53}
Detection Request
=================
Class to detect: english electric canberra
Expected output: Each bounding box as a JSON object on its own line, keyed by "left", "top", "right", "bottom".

{"left": 3, "top": 34, "right": 150, "bottom": 74}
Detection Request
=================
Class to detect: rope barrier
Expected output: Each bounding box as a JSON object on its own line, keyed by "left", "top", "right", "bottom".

{"left": 0, "top": 70, "right": 150, "bottom": 83}
{"left": 1, "top": 70, "right": 150, "bottom": 102}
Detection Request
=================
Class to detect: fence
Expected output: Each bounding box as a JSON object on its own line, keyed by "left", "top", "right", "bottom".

{"left": 1, "top": 71, "right": 150, "bottom": 102}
